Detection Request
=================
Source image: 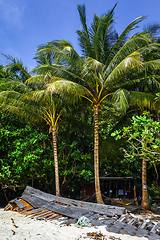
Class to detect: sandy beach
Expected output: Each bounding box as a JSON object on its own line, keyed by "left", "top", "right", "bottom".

{"left": 0, "top": 208, "right": 150, "bottom": 240}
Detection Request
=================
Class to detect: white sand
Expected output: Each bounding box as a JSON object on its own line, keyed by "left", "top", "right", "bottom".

{"left": 0, "top": 208, "right": 148, "bottom": 240}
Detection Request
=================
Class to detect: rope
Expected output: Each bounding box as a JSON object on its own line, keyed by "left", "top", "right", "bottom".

{"left": 81, "top": 193, "right": 134, "bottom": 206}
{"left": 81, "top": 193, "right": 96, "bottom": 201}
{"left": 102, "top": 194, "right": 135, "bottom": 206}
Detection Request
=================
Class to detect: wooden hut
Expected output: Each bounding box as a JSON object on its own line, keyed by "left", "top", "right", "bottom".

{"left": 80, "top": 177, "right": 135, "bottom": 200}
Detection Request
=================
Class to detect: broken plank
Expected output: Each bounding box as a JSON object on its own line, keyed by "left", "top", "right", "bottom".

{"left": 10, "top": 199, "right": 26, "bottom": 210}
{"left": 34, "top": 210, "right": 52, "bottom": 219}
{"left": 25, "top": 208, "right": 44, "bottom": 217}
{"left": 47, "top": 214, "right": 60, "bottom": 220}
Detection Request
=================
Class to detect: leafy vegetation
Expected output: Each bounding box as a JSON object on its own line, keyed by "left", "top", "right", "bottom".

{"left": 0, "top": 112, "right": 54, "bottom": 189}
{"left": 0, "top": 4, "right": 160, "bottom": 207}
{"left": 112, "top": 112, "right": 160, "bottom": 209}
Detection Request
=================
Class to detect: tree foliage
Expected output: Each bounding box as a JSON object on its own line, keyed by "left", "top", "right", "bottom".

{"left": 111, "top": 112, "right": 160, "bottom": 164}
{"left": 0, "top": 112, "right": 54, "bottom": 190}
{"left": 111, "top": 111, "right": 160, "bottom": 209}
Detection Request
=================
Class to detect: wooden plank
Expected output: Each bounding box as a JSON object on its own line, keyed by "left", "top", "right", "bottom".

{"left": 25, "top": 208, "right": 44, "bottom": 217}
{"left": 33, "top": 210, "right": 51, "bottom": 219}
{"left": 140, "top": 220, "right": 149, "bottom": 229}
{"left": 10, "top": 198, "right": 26, "bottom": 210}
{"left": 4, "top": 205, "right": 11, "bottom": 211}
{"left": 20, "top": 208, "right": 34, "bottom": 214}
{"left": 57, "top": 217, "right": 68, "bottom": 222}
{"left": 128, "top": 218, "right": 137, "bottom": 225}
{"left": 150, "top": 224, "right": 157, "bottom": 234}
{"left": 47, "top": 214, "right": 59, "bottom": 220}
{"left": 21, "top": 195, "right": 46, "bottom": 209}
{"left": 41, "top": 212, "right": 55, "bottom": 219}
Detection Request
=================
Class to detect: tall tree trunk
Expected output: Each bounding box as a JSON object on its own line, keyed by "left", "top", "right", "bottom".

{"left": 141, "top": 157, "right": 150, "bottom": 210}
{"left": 94, "top": 105, "right": 104, "bottom": 204}
{"left": 52, "top": 129, "right": 60, "bottom": 197}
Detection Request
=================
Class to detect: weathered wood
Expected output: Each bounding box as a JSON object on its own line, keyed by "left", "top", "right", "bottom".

{"left": 21, "top": 193, "right": 94, "bottom": 220}
{"left": 10, "top": 198, "right": 26, "bottom": 210}
{"left": 19, "top": 191, "right": 106, "bottom": 225}
{"left": 23, "top": 186, "right": 126, "bottom": 216}
{"left": 20, "top": 208, "right": 34, "bottom": 214}
{"left": 33, "top": 210, "right": 49, "bottom": 217}
{"left": 47, "top": 214, "right": 59, "bottom": 220}
{"left": 25, "top": 208, "right": 44, "bottom": 216}
{"left": 140, "top": 220, "right": 150, "bottom": 229}
{"left": 128, "top": 218, "right": 137, "bottom": 225}
{"left": 34, "top": 211, "right": 52, "bottom": 219}
{"left": 42, "top": 212, "right": 56, "bottom": 219}
{"left": 150, "top": 224, "right": 157, "bottom": 234}
{"left": 21, "top": 195, "right": 46, "bottom": 209}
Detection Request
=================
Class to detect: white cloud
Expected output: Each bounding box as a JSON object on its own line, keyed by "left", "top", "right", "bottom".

{"left": 0, "top": 0, "right": 26, "bottom": 29}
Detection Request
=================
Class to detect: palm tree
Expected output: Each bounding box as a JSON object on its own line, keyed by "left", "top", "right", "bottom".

{"left": 0, "top": 85, "right": 69, "bottom": 196}
{"left": 0, "top": 57, "right": 71, "bottom": 196}
{"left": 0, "top": 63, "right": 30, "bottom": 94}
{"left": 31, "top": 5, "right": 160, "bottom": 205}
{"left": 1, "top": 54, "right": 31, "bottom": 82}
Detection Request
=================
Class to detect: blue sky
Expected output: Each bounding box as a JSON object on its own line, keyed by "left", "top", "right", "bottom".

{"left": 0, "top": 0, "right": 159, "bottom": 71}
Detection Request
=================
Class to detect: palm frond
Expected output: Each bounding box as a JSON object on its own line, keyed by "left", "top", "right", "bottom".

{"left": 138, "top": 76, "right": 160, "bottom": 93}
{"left": 137, "top": 43, "right": 160, "bottom": 61}
{"left": 81, "top": 58, "right": 105, "bottom": 90}
{"left": 84, "top": 57, "right": 104, "bottom": 72}
{"left": 76, "top": 4, "right": 92, "bottom": 57}
{"left": 46, "top": 78, "right": 91, "bottom": 103}
{"left": 105, "top": 32, "right": 151, "bottom": 76}
{"left": 31, "top": 62, "right": 87, "bottom": 87}
{"left": 106, "top": 16, "right": 146, "bottom": 66}
{"left": 112, "top": 89, "right": 160, "bottom": 112}
{"left": 22, "top": 90, "right": 45, "bottom": 102}
{"left": 144, "top": 59, "right": 160, "bottom": 72}
{"left": 25, "top": 75, "right": 45, "bottom": 88}
{"left": 1, "top": 54, "right": 31, "bottom": 81}
{"left": 36, "top": 40, "right": 81, "bottom": 67}
{"left": 143, "top": 22, "right": 160, "bottom": 38}
{"left": 118, "top": 75, "right": 160, "bottom": 93}
{"left": 104, "top": 51, "right": 143, "bottom": 89}
{"left": 112, "top": 89, "right": 130, "bottom": 112}
{"left": 129, "top": 91, "right": 160, "bottom": 111}
{"left": 89, "top": 7, "right": 116, "bottom": 62}
{"left": 34, "top": 43, "right": 55, "bottom": 65}
{"left": 0, "top": 91, "right": 44, "bottom": 124}
{"left": 0, "top": 81, "right": 30, "bottom": 93}
{"left": 31, "top": 64, "right": 66, "bottom": 75}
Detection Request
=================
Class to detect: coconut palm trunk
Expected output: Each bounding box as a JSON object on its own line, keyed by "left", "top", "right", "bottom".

{"left": 52, "top": 128, "right": 60, "bottom": 197}
{"left": 94, "top": 105, "right": 104, "bottom": 204}
{"left": 141, "top": 156, "right": 150, "bottom": 210}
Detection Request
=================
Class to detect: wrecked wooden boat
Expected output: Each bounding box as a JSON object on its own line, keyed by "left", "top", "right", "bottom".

{"left": 5, "top": 186, "right": 160, "bottom": 239}
{"left": 5, "top": 186, "right": 126, "bottom": 224}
